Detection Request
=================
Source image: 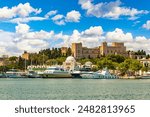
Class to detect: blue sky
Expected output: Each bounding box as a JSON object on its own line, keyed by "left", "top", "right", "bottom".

{"left": 0, "top": 0, "right": 150, "bottom": 56}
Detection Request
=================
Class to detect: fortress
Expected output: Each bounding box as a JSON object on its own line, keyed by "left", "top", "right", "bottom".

{"left": 62, "top": 42, "right": 127, "bottom": 59}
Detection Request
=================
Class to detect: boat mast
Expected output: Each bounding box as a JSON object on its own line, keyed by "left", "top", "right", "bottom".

{"left": 25, "top": 59, "right": 27, "bottom": 71}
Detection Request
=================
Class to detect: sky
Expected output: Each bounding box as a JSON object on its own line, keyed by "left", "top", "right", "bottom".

{"left": 0, "top": 0, "right": 150, "bottom": 56}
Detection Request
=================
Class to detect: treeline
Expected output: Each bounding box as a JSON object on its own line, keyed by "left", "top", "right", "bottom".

{"left": 0, "top": 47, "right": 72, "bottom": 71}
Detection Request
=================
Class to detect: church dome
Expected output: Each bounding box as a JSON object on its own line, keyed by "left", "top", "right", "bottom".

{"left": 65, "top": 56, "right": 76, "bottom": 63}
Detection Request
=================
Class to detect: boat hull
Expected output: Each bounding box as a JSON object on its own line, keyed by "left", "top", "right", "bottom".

{"left": 40, "top": 73, "right": 72, "bottom": 78}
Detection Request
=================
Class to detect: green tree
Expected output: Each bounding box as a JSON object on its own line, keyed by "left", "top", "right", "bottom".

{"left": 97, "top": 58, "right": 117, "bottom": 70}
{"left": 106, "top": 54, "right": 125, "bottom": 63}
{"left": 46, "top": 59, "right": 58, "bottom": 65}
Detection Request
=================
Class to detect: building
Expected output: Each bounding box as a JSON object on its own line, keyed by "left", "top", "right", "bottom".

{"left": 128, "top": 51, "right": 146, "bottom": 59}
{"left": 100, "top": 42, "right": 126, "bottom": 56}
{"left": 0, "top": 58, "right": 4, "bottom": 66}
{"left": 0, "top": 55, "right": 9, "bottom": 66}
{"left": 22, "top": 51, "right": 29, "bottom": 60}
{"left": 139, "top": 58, "right": 150, "bottom": 68}
{"left": 71, "top": 43, "right": 100, "bottom": 59}
{"left": 62, "top": 56, "right": 81, "bottom": 71}
{"left": 70, "top": 42, "right": 127, "bottom": 59}
{"left": 61, "top": 47, "right": 68, "bottom": 56}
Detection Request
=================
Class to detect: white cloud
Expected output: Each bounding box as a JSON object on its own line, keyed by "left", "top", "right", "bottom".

{"left": 51, "top": 14, "right": 65, "bottom": 25}
{"left": 15, "top": 23, "right": 30, "bottom": 34}
{"left": 16, "top": 39, "right": 49, "bottom": 52}
{"left": 143, "top": 20, "right": 150, "bottom": 30}
{"left": 106, "top": 28, "right": 133, "bottom": 42}
{"left": 58, "top": 26, "right": 104, "bottom": 47}
{"left": 9, "top": 17, "right": 46, "bottom": 23}
{"left": 66, "top": 10, "right": 81, "bottom": 22}
{"left": 51, "top": 10, "right": 81, "bottom": 25}
{"left": 82, "top": 26, "right": 103, "bottom": 37}
{"left": 0, "top": 23, "right": 53, "bottom": 56}
{"left": 106, "top": 28, "right": 150, "bottom": 53}
{"left": 0, "top": 3, "right": 41, "bottom": 19}
{"left": 45, "top": 10, "right": 57, "bottom": 18}
{"left": 79, "top": 0, "right": 148, "bottom": 20}
{"left": 24, "top": 30, "right": 54, "bottom": 40}
{"left": 51, "top": 14, "right": 64, "bottom": 21}
{"left": 0, "top": 30, "right": 21, "bottom": 56}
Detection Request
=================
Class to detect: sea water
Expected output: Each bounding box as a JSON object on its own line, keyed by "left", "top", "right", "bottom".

{"left": 0, "top": 78, "right": 150, "bottom": 100}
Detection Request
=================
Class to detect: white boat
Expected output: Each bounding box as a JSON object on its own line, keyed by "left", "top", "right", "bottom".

{"left": 5, "top": 69, "right": 26, "bottom": 78}
{"left": 41, "top": 67, "right": 72, "bottom": 78}
{"left": 81, "top": 68, "right": 118, "bottom": 79}
{"left": 27, "top": 70, "right": 41, "bottom": 78}
{"left": 140, "top": 72, "right": 150, "bottom": 79}
{"left": 71, "top": 67, "right": 94, "bottom": 78}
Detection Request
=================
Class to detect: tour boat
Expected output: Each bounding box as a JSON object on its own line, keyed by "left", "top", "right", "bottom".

{"left": 72, "top": 69, "right": 118, "bottom": 79}
{"left": 5, "top": 69, "right": 26, "bottom": 78}
{"left": 27, "top": 70, "right": 41, "bottom": 78}
{"left": 41, "top": 67, "right": 72, "bottom": 78}
{"left": 80, "top": 68, "right": 119, "bottom": 79}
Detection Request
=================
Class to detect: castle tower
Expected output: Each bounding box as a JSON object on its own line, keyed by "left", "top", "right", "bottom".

{"left": 100, "top": 42, "right": 108, "bottom": 56}
{"left": 71, "top": 43, "right": 83, "bottom": 59}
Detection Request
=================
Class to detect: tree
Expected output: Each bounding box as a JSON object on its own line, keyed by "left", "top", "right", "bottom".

{"left": 129, "top": 59, "right": 142, "bottom": 75}
{"left": 106, "top": 54, "right": 125, "bottom": 63}
{"left": 46, "top": 59, "right": 58, "bottom": 65}
{"left": 97, "top": 58, "right": 117, "bottom": 70}
{"left": 118, "top": 59, "right": 142, "bottom": 76}
{"left": 66, "top": 47, "right": 72, "bottom": 56}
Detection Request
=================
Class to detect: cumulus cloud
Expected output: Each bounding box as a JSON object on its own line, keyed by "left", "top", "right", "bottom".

{"left": 0, "top": 23, "right": 54, "bottom": 56}
{"left": 78, "top": 0, "right": 148, "bottom": 20}
{"left": 143, "top": 20, "right": 150, "bottom": 30}
{"left": 0, "top": 2, "right": 47, "bottom": 24}
{"left": 15, "top": 23, "right": 30, "bottom": 34}
{"left": 66, "top": 10, "right": 81, "bottom": 22}
{"left": 106, "top": 28, "right": 133, "bottom": 42}
{"left": 105, "top": 28, "right": 150, "bottom": 53}
{"left": 58, "top": 26, "right": 104, "bottom": 47}
{"left": 0, "top": 3, "right": 41, "bottom": 19}
{"left": 51, "top": 10, "right": 81, "bottom": 25}
{"left": 0, "top": 31, "right": 19, "bottom": 55}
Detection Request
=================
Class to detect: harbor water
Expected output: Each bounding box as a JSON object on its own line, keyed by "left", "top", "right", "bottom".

{"left": 0, "top": 78, "right": 150, "bottom": 100}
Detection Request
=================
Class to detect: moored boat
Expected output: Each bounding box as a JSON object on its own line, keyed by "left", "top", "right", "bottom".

{"left": 40, "top": 67, "right": 72, "bottom": 78}
{"left": 0, "top": 73, "right": 6, "bottom": 78}
{"left": 5, "top": 69, "right": 26, "bottom": 78}
{"left": 81, "top": 68, "right": 118, "bottom": 79}
{"left": 27, "top": 70, "right": 41, "bottom": 78}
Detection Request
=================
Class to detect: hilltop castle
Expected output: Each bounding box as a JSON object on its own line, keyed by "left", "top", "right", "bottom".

{"left": 61, "top": 42, "right": 127, "bottom": 59}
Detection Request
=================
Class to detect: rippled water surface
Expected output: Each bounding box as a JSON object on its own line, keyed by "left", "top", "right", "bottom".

{"left": 0, "top": 78, "right": 150, "bottom": 100}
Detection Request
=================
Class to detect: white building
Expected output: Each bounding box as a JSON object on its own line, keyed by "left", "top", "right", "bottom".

{"left": 63, "top": 56, "right": 81, "bottom": 71}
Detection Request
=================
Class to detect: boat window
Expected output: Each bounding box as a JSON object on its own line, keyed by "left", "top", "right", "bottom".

{"left": 47, "top": 68, "right": 55, "bottom": 70}
{"left": 55, "top": 68, "right": 59, "bottom": 70}
{"left": 60, "top": 68, "right": 64, "bottom": 71}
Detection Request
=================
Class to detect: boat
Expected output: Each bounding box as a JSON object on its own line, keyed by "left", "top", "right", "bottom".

{"left": 71, "top": 67, "right": 93, "bottom": 78}
{"left": 27, "top": 70, "right": 41, "bottom": 78}
{"left": 40, "top": 67, "right": 72, "bottom": 78}
{"left": 138, "top": 72, "right": 150, "bottom": 79}
{"left": 80, "top": 68, "right": 119, "bottom": 79}
{"left": 0, "top": 73, "right": 6, "bottom": 78}
{"left": 5, "top": 69, "right": 26, "bottom": 78}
